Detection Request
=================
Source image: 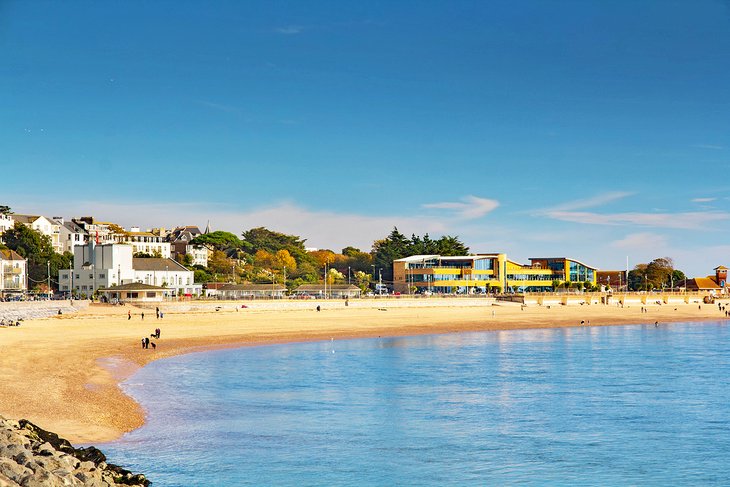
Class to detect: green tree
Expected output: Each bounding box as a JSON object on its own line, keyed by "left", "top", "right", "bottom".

{"left": 371, "top": 227, "right": 469, "bottom": 284}
{"left": 241, "top": 227, "right": 310, "bottom": 263}
{"left": 0, "top": 205, "right": 12, "bottom": 215}
{"left": 194, "top": 268, "right": 212, "bottom": 283}
{"left": 2, "top": 223, "right": 71, "bottom": 292}
{"left": 341, "top": 246, "right": 361, "bottom": 257}
{"left": 628, "top": 258, "right": 684, "bottom": 290}
{"left": 435, "top": 235, "right": 470, "bottom": 256}
{"left": 191, "top": 231, "right": 243, "bottom": 251}
{"left": 371, "top": 227, "right": 411, "bottom": 283}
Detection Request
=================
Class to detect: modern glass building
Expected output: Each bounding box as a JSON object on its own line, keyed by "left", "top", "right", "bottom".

{"left": 393, "top": 254, "right": 598, "bottom": 294}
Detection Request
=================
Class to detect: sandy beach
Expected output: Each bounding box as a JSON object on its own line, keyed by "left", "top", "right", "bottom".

{"left": 0, "top": 298, "right": 727, "bottom": 444}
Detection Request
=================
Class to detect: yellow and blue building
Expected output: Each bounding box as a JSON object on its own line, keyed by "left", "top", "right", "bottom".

{"left": 393, "top": 254, "right": 597, "bottom": 293}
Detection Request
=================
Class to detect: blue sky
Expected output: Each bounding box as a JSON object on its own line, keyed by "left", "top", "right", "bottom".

{"left": 2, "top": 0, "right": 729, "bottom": 275}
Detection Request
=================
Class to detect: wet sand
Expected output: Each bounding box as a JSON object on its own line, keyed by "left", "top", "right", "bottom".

{"left": 0, "top": 299, "right": 726, "bottom": 444}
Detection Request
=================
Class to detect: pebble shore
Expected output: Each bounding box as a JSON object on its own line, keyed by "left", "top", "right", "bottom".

{"left": 0, "top": 416, "right": 148, "bottom": 487}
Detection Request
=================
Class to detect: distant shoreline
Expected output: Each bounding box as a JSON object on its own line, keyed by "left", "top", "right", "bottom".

{"left": 0, "top": 298, "right": 727, "bottom": 445}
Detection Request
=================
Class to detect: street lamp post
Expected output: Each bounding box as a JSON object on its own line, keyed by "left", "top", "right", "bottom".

{"left": 348, "top": 266, "right": 351, "bottom": 286}
{"left": 47, "top": 261, "right": 50, "bottom": 297}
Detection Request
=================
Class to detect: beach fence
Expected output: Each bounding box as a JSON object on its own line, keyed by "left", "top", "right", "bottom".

{"left": 501, "top": 292, "right": 713, "bottom": 307}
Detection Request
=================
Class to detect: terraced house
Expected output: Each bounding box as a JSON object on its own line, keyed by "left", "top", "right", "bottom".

{"left": 393, "top": 254, "right": 597, "bottom": 294}
{"left": 0, "top": 249, "right": 27, "bottom": 298}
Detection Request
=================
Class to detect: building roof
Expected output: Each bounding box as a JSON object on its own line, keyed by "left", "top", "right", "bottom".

{"left": 219, "top": 283, "right": 286, "bottom": 291}
{"left": 393, "top": 255, "right": 440, "bottom": 263}
{"left": 62, "top": 221, "right": 87, "bottom": 234}
{"left": 11, "top": 214, "right": 41, "bottom": 224}
{"left": 529, "top": 257, "right": 598, "bottom": 270}
{"left": 133, "top": 257, "right": 190, "bottom": 272}
{"left": 169, "top": 226, "right": 203, "bottom": 243}
{"left": 204, "top": 282, "right": 230, "bottom": 290}
{"left": 99, "top": 283, "right": 166, "bottom": 291}
{"left": 295, "top": 284, "right": 361, "bottom": 291}
{"left": 440, "top": 256, "right": 492, "bottom": 261}
{"left": 691, "top": 277, "right": 722, "bottom": 289}
{"left": 0, "top": 249, "right": 25, "bottom": 260}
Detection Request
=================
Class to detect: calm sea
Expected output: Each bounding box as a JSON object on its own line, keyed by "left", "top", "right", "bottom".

{"left": 102, "top": 322, "right": 730, "bottom": 486}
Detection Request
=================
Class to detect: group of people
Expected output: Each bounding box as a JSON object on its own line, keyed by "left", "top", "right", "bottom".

{"left": 0, "top": 319, "right": 21, "bottom": 327}
{"left": 141, "top": 328, "right": 161, "bottom": 350}
{"left": 127, "top": 307, "right": 164, "bottom": 320}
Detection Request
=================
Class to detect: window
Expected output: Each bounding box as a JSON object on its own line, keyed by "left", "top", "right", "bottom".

{"left": 146, "top": 292, "right": 156, "bottom": 298}
{"left": 75, "top": 274, "right": 80, "bottom": 279}
{"left": 99, "top": 274, "right": 105, "bottom": 278}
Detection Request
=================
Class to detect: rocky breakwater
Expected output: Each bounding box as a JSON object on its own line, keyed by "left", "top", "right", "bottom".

{"left": 0, "top": 416, "right": 148, "bottom": 487}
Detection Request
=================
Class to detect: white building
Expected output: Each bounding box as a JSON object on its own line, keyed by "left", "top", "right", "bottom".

{"left": 169, "top": 225, "right": 209, "bottom": 267}
{"left": 132, "top": 257, "right": 199, "bottom": 297}
{"left": 55, "top": 219, "right": 88, "bottom": 254}
{"left": 59, "top": 242, "right": 136, "bottom": 297}
{"left": 0, "top": 249, "right": 27, "bottom": 297}
{"left": 59, "top": 242, "right": 198, "bottom": 297}
{"left": 71, "top": 217, "right": 118, "bottom": 245}
{"left": 12, "top": 214, "right": 63, "bottom": 253}
{"left": 115, "top": 228, "right": 171, "bottom": 258}
{"left": 0, "top": 213, "right": 13, "bottom": 236}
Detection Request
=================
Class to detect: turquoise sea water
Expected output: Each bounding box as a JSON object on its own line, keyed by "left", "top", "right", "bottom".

{"left": 102, "top": 322, "right": 730, "bottom": 486}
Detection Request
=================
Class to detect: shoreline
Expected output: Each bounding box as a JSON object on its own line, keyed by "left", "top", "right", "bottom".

{"left": 1, "top": 299, "right": 728, "bottom": 445}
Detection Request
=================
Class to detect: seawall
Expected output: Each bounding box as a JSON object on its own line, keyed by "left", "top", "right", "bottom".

{"left": 0, "top": 300, "right": 90, "bottom": 322}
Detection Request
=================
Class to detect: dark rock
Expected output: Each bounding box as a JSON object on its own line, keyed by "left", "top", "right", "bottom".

{"left": 14, "top": 419, "right": 149, "bottom": 486}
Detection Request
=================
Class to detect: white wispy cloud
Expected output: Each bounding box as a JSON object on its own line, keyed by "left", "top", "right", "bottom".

{"left": 611, "top": 232, "right": 668, "bottom": 249}
{"left": 20, "top": 200, "right": 449, "bottom": 252}
{"left": 543, "top": 210, "right": 730, "bottom": 229}
{"left": 546, "top": 191, "right": 634, "bottom": 212}
{"left": 422, "top": 195, "right": 499, "bottom": 220}
{"left": 693, "top": 144, "right": 725, "bottom": 150}
{"left": 692, "top": 197, "right": 717, "bottom": 203}
{"left": 274, "top": 26, "right": 304, "bottom": 35}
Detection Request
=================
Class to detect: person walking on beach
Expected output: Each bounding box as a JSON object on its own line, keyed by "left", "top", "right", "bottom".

{"left": 141, "top": 312, "right": 144, "bottom": 320}
{"left": 155, "top": 328, "right": 161, "bottom": 339}
{"left": 144, "top": 337, "right": 150, "bottom": 349}
{"left": 141, "top": 338, "right": 145, "bottom": 349}
{"left": 128, "top": 310, "right": 131, "bottom": 320}
{"left": 156, "top": 307, "right": 160, "bottom": 319}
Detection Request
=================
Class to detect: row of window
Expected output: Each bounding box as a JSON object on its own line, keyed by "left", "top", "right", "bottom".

{"left": 506, "top": 274, "right": 562, "bottom": 281}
